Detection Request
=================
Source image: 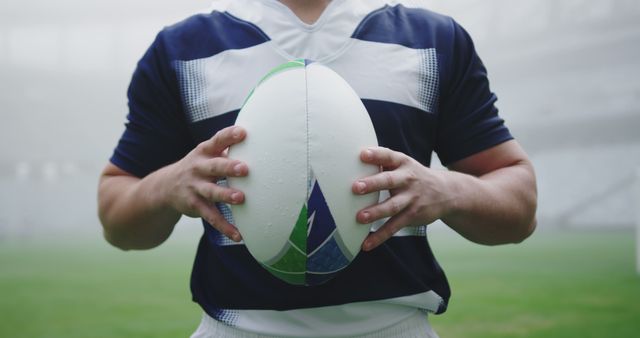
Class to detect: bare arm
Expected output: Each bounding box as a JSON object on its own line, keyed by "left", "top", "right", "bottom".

{"left": 443, "top": 140, "right": 537, "bottom": 245}
{"left": 98, "top": 126, "right": 249, "bottom": 250}
{"left": 98, "top": 163, "right": 181, "bottom": 250}
{"left": 352, "top": 140, "right": 537, "bottom": 250}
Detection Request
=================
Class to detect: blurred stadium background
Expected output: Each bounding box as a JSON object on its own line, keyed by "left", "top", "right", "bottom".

{"left": 1, "top": 0, "right": 639, "bottom": 337}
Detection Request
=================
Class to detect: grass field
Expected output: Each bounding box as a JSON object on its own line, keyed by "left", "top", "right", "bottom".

{"left": 0, "top": 228, "right": 638, "bottom": 337}
{"left": 429, "top": 229, "right": 640, "bottom": 338}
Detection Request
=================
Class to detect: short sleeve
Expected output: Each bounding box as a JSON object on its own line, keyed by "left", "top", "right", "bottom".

{"left": 110, "top": 31, "right": 194, "bottom": 178}
{"left": 434, "top": 20, "right": 513, "bottom": 166}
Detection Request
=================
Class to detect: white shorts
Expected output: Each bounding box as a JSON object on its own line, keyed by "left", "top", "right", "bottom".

{"left": 190, "top": 310, "right": 440, "bottom": 338}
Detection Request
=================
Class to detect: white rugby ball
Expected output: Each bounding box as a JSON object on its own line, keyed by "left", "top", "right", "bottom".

{"left": 227, "top": 59, "right": 379, "bottom": 286}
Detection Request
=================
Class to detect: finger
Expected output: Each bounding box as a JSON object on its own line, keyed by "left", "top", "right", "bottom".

{"left": 356, "top": 194, "right": 411, "bottom": 224}
{"left": 200, "top": 126, "right": 246, "bottom": 155}
{"left": 361, "top": 211, "right": 411, "bottom": 251}
{"left": 360, "top": 147, "right": 405, "bottom": 170}
{"left": 194, "top": 198, "right": 243, "bottom": 242}
{"left": 353, "top": 170, "right": 407, "bottom": 195}
{"left": 195, "top": 182, "right": 244, "bottom": 205}
{"left": 195, "top": 157, "right": 248, "bottom": 178}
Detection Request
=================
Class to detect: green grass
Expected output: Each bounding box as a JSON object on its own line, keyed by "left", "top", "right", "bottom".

{"left": 0, "top": 229, "right": 639, "bottom": 337}
{"left": 428, "top": 229, "right": 640, "bottom": 338}
{"left": 0, "top": 235, "right": 202, "bottom": 338}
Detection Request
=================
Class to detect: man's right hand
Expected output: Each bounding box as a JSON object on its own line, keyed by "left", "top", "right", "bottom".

{"left": 98, "top": 126, "right": 248, "bottom": 250}
{"left": 162, "top": 126, "right": 248, "bottom": 242}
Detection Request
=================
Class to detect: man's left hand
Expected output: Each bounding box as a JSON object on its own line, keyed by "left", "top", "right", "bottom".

{"left": 352, "top": 147, "right": 457, "bottom": 251}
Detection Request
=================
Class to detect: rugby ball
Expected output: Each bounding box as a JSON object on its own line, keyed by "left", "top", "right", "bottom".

{"left": 228, "top": 59, "right": 379, "bottom": 286}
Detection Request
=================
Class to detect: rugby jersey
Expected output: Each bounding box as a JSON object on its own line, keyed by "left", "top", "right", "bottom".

{"left": 110, "top": 0, "right": 513, "bottom": 336}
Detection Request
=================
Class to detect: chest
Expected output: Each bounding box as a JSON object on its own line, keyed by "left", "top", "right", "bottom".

{"left": 176, "top": 39, "right": 440, "bottom": 165}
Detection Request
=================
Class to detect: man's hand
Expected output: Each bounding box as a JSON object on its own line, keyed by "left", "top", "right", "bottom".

{"left": 352, "top": 141, "right": 537, "bottom": 251}
{"left": 98, "top": 126, "right": 249, "bottom": 250}
{"left": 352, "top": 147, "right": 456, "bottom": 251}
{"left": 162, "top": 126, "right": 249, "bottom": 242}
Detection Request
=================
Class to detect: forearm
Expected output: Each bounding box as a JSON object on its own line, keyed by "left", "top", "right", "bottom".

{"left": 442, "top": 160, "right": 537, "bottom": 245}
{"left": 98, "top": 165, "right": 181, "bottom": 250}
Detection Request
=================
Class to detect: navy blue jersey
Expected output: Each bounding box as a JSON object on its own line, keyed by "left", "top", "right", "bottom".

{"left": 110, "top": 0, "right": 512, "bottom": 333}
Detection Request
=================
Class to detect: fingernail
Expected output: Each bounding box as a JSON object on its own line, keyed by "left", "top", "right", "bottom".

{"left": 356, "top": 181, "right": 366, "bottom": 194}
{"left": 363, "top": 149, "right": 373, "bottom": 161}
{"left": 233, "top": 163, "right": 244, "bottom": 175}
{"left": 232, "top": 232, "right": 242, "bottom": 242}
{"left": 232, "top": 128, "right": 242, "bottom": 139}
{"left": 231, "top": 192, "right": 241, "bottom": 203}
{"left": 361, "top": 211, "right": 370, "bottom": 223}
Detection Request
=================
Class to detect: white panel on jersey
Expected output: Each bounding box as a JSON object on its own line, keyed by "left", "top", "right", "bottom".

{"left": 212, "top": 290, "right": 444, "bottom": 336}
{"left": 175, "top": 42, "right": 286, "bottom": 123}
{"left": 233, "top": 299, "right": 429, "bottom": 336}
{"left": 382, "top": 290, "right": 445, "bottom": 313}
{"left": 209, "top": 0, "right": 373, "bottom": 61}
{"left": 211, "top": 0, "right": 432, "bottom": 62}
{"left": 175, "top": 39, "right": 439, "bottom": 123}
{"left": 177, "top": 0, "right": 442, "bottom": 122}
{"left": 329, "top": 40, "right": 439, "bottom": 114}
